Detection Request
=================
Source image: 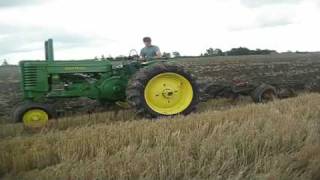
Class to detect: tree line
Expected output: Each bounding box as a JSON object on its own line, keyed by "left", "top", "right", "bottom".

{"left": 201, "top": 47, "right": 277, "bottom": 57}
{"left": 0, "top": 47, "right": 301, "bottom": 64}
{"left": 162, "top": 47, "right": 277, "bottom": 58}
{"left": 0, "top": 59, "right": 9, "bottom": 66}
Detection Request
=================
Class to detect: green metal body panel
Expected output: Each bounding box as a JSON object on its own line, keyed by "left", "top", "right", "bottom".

{"left": 19, "top": 59, "right": 145, "bottom": 102}
{"left": 19, "top": 39, "right": 167, "bottom": 104}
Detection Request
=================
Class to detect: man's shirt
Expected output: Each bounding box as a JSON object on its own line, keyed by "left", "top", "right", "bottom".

{"left": 140, "top": 45, "right": 160, "bottom": 59}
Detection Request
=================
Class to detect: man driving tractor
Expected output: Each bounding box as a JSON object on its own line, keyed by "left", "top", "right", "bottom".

{"left": 140, "top": 37, "right": 161, "bottom": 60}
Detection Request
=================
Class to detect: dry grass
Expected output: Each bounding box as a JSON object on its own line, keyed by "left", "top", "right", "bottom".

{"left": 1, "top": 94, "right": 320, "bottom": 180}
{"left": 0, "top": 98, "right": 245, "bottom": 139}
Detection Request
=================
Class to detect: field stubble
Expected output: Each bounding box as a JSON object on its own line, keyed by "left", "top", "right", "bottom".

{"left": 0, "top": 94, "right": 320, "bottom": 179}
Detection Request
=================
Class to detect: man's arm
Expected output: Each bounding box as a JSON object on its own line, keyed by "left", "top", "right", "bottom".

{"left": 140, "top": 49, "right": 145, "bottom": 59}
{"left": 155, "top": 46, "right": 161, "bottom": 58}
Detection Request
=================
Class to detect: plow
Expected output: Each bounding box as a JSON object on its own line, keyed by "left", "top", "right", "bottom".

{"left": 13, "top": 39, "right": 283, "bottom": 128}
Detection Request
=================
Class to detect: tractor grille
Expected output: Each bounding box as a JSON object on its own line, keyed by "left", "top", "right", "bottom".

{"left": 22, "top": 66, "right": 38, "bottom": 89}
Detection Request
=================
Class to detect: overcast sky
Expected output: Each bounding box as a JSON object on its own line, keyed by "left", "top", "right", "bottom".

{"left": 0, "top": 0, "right": 320, "bottom": 64}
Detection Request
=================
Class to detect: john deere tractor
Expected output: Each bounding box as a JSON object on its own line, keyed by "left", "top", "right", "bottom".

{"left": 13, "top": 39, "right": 199, "bottom": 127}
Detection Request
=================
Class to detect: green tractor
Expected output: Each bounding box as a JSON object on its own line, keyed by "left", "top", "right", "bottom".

{"left": 13, "top": 39, "right": 200, "bottom": 127}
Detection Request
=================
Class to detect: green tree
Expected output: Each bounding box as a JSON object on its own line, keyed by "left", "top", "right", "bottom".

{"left": 215, "top": 49, "right": 224, "bottom": 56}
{"left": 225, "top": 47, "right": 277, "bottom": 56}
{"left": 172, "top": 51, "right": 181, "bottom": 58}
{"left": 226, "top": 47, "right": 251, "bottom": 56}
{"left": 1, "top": 59, "right": 8, "bottom": 66}
{"left": 204, "top": 48, "right": 223, "bottom": 56}
{"left": 162, "top": 52, "right": 171, "bottom": 58}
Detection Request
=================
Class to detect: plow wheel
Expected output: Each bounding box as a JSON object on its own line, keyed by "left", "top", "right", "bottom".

{"left": 126, "top": 63, "right": 199, "bottom": 118}
{"left": 12, "top": 102, "right": 56, "bottom": 128}
{"left": 251, "top": 84, "right": 278, "bottom": 103}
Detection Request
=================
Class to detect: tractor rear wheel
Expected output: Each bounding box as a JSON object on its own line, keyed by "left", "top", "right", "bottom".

{"left": 12, "top": 102, "right": 56, "bottom": 128}
{"left": 126, "top": 63, "right": 199, "bottom": 118}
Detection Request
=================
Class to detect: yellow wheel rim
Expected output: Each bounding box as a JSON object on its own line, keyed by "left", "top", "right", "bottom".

{"left": 22, "top": 109, "right": 49, "bottom": 128}
{"left": 144, "top": 72, "right": 193, "bottom": 115}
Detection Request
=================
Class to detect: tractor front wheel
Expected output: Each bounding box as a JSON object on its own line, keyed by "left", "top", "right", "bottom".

{"left": 126, "top": 63, "right": 199, "bottom": 118}
{"left": 12, "top": 102, "right": 56, "bottom": 128}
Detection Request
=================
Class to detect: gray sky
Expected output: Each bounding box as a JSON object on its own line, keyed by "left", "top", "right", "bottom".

{"left": 0, "top": 0, "right": 319, "bottom": 64}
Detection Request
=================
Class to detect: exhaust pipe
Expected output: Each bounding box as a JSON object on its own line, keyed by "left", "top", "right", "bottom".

{"left": 45, "top": 39, "right": 54, "bottom": 62}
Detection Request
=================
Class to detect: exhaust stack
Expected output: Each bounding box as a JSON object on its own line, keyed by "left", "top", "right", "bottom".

{"left": 45, "top": 39, "right": 54, "bottom": 61}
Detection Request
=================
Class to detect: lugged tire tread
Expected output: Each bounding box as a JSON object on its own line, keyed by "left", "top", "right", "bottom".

{"left": 11, "top": 102, "right": 56, "bottom": 123}
{"left": 126, "top": 63, "right": 199, "bottom": 118}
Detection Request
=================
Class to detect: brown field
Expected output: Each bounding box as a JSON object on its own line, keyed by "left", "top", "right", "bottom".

{"left": 180, "top": 53, "right": 320, "bottom": 89}
{"left": 0, "top": 53, "right": 320, "bottom": 179}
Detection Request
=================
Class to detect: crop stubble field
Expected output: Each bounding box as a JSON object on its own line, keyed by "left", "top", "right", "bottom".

{"left": 0, "top": 53, "right": 320, "bottom": 179}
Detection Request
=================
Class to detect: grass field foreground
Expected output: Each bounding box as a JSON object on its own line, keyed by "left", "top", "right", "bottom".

{"left": 0, "top": 94, "right": 320, "bottom": 179}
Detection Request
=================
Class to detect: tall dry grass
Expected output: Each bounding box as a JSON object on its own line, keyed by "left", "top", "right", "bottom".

{"left": 0, "top": 94, "right": 320, "bottom": 180}
{"left": 0, "top": 98, "right": 244, "bottom": 139}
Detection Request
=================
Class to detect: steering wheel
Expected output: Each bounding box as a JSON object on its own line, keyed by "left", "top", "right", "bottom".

{"left": 128, "top": 49, "right": 140, "bottom": 61}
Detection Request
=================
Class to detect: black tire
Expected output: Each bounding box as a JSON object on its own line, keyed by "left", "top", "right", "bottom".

{"left": 12, "top": 102, "right": 56, "bottom": 123}
{"left": 251, "top": 84, "right": 277, "bottom": 103}
{"left": 126, "top": 63, "right": 200, "bottom": 118}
